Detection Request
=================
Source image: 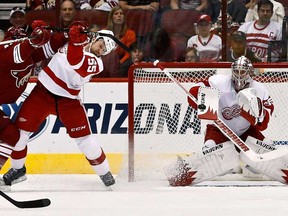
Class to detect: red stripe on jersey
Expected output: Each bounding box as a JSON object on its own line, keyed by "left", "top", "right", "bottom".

{"left": 247, "top": 33, "right": 270, "bottom": 39}
{"left": 43, "top": 67, "right": 81, "bottom": 96}
{"left": 247, "top": 38, "right": 269, "bottom": 45}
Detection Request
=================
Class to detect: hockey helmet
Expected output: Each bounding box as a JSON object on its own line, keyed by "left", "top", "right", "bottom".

{"left": 231, "top": 56, "right": 254, "bottom": 91}
{"left": 93, "top": 30, "right": 116, "bottom": 56}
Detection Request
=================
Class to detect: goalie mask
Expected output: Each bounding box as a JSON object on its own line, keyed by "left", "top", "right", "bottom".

{"left": 91, "top": 30, "right": 116, "bottom": 56}
{"left": 231, "top": 56, "right": 254, "bottom": 91}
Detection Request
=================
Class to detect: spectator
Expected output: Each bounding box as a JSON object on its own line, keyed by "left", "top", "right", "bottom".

{"left": 205, "top": 0, "right": 221, "bottom": 23}
{"left": 211, "top": 13, "right": 240, "bottom": 36}
{"left": 170, "top": 0, "right": 208, "bottom": 12}
{"left": 187, "top": 14, "right": 222, "bottom": 62}
{"left": 7, "top": 7, "right": 31, "bottom": 33}
{"left": 119, "top": 0, "right": 160, "bottom": 12}
{"left": 227, "top": 31, "right": 262, "bottom": 62}
{"left": 94, "top": 0, "right": 119, "bottom": 11}
{"left": 238, "top": 0, "right": 282, "bottom": 60}
{"left": 227, "top": 0, "right": 248, "bottom": 24}
{"left": 209, "top": 0, "right": 247, "bottom": 25}
{"left": 106, "top": 5, "right": 136, "bottom": 64}
{"left": 144, "top": 27, "right": 181, "bottom": 62}
{"left": 26, "top": 0, "right": 45, "bottom": 10}
{"left": 60, "top": 0, "right": 77, "bottom": 28}
{"left": 185, "top": 47, "right": 200, "bottom": 62}
{"left": 119, "top": 42, "right": 148, "bottom": 77}
{"left": 245, "top": 0, "right": 284, "bottom": 23}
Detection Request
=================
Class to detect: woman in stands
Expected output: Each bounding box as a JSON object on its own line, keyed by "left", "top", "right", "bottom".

{"left": 187, "top": 14, "right": 222, "bottom": 62}
{"left": 105, "top": 5, "right": 136, "bottom": 64}
{"left": 119, "top": 0, "right": 159, "bottom": 12}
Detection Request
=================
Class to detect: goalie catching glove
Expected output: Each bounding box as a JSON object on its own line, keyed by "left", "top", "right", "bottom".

{"left": 237, "top": 88, "right": 264, "bottom": 125}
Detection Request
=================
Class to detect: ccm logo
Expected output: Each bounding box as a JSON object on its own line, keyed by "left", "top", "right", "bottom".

{"left": 71, "top": 125, "right": 86, "bottom": 132}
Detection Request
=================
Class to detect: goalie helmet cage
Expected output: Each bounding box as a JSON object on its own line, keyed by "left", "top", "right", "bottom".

{"left": 127, "top": 62, "right": 288, "bottom": 182}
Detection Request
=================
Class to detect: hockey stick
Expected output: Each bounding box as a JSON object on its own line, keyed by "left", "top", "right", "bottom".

{"left": 0, "top": 190, "right": 51, "bottom": 208}
{"left": 0, "top": 37, "right": 30, "bottom": 45}
{"left": 84, "top": 31, "right": 132, "bottom": 53}
{"left": 153, "top": 60, "right": 288, "bottom": 162}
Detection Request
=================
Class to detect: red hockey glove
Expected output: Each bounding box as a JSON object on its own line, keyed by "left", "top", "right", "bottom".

{"left": 29, "top": 27, "right": 51, "bottom": 47}
{"left": 68, "top": 20, "right": 89, "bottom": 30}
{"left": 69, "top": 25, "right": 89, "bottom": 46}
{"left": 188, "top": 86, "right": 200, "bottom": 110}
{"left": 31, "top": 20, "right": 48, "bottom": 30}
{"left": 4, "top": 27, "right": 27, "bottom": 39}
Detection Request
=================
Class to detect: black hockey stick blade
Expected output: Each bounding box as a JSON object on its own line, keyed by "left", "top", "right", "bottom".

{"left": 0, "top": 190, "right": 51, "bottom": 208}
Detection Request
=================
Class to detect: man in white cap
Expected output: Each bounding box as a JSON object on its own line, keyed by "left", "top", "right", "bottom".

{"left": 9, "top": 7, "right": 30, "bottom": 32}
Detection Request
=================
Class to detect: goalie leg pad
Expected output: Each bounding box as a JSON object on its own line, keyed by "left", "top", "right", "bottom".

{"left": 242, "top": 136, "right": 277, "bottom": 177}
{"left": 240, "top": 146, "right": 288, "bottom": 184}
{"left": 245, "top": 136, "right": 276, "bottom": 154}
{"left": 164, "top": 142, "right": 239, "bottom": 186}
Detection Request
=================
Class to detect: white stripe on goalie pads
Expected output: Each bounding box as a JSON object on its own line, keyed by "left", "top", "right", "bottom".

{"left": 197, "top": 87, "right": 220, "bottom": 120}
{"left": 164, "top": 142, "right": 239, "bottom": 186}
{"left": 240, "top": 137, "right": 288, "bottom": 184}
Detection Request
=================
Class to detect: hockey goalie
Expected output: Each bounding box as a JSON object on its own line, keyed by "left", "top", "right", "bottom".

{"left": 164, "top": 56, "right": 288, "bottom": 186}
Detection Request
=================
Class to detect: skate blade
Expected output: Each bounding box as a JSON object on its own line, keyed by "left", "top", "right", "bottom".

{"left": 11, "top": 175, "right": 27, "bottom": 185}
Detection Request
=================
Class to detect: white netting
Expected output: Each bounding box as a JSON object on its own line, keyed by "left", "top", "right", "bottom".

{"left": 127, "top": 65, "right": 288, "bottom": 182}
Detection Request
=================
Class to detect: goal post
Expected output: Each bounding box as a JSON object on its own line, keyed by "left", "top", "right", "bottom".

{"left": 127, "top": 62, "right": 288, "bottom": 182}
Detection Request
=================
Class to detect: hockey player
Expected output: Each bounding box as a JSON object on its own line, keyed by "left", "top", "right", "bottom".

{"left": 165, "top": 56, "right": 282, "bottom": 186}
{"left": 0, "top": 20, "right": 67, "bottom": 177}
{"left": 0, "top": 23, "right": 116, "bottom": 187}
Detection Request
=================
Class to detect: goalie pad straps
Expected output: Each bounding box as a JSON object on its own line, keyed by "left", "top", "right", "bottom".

{"left": 245, "top": 136, "right": 276, "bottom": 154}
{"left": 164, "top": 142, "right": 239, "bottom": 186}
{"left": 237, "top": 88, "right": 264, "bottom": 125}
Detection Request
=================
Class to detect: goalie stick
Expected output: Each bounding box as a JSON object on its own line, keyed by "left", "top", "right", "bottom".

{"left": 153, "top": 60, "right": 288, "bottom": 163}
{"left": 0, "top": 190, "right": 51, "bottom": 208}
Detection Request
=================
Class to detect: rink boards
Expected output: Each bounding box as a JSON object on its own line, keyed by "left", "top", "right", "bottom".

{"left": 1, "top": 72, "right": 288, "bottom": 174}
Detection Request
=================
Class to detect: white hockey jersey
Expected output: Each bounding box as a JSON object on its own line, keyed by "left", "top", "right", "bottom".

{"left": 187, "top": 33, "right": 222, "bottom": 62}
{"left": 238, "top": 20, "right": 282, "bottom": 58}
{"left": 38, "top": 43, "right": 103, "bottom": 99}
{"left": 207, "top": 74, "right": 272, "bottom": 136}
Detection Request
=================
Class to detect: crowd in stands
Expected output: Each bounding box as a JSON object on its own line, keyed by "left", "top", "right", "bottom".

{"left": 0, "top": 0, "right": 287, "bottom": 77}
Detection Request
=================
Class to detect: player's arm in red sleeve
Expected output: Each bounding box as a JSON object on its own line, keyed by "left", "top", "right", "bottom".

{"left": 0, "top": 40, "right": 37, "bottom": 64}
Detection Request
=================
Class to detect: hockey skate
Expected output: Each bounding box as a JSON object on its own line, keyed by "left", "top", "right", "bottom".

{"left": 100, "top": 171, "right": 115, "bottom": 187}
{"left": 2, "top": 166, "right": 27, "bottom": 186}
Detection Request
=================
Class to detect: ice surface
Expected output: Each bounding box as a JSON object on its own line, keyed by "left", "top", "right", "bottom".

{"left": 0, "top": 175, "right": 288, "bottom": 216}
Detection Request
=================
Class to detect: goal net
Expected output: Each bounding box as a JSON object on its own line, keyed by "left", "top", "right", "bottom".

{"left": 127, "top": 62, "right": 288, "bottom": 182}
